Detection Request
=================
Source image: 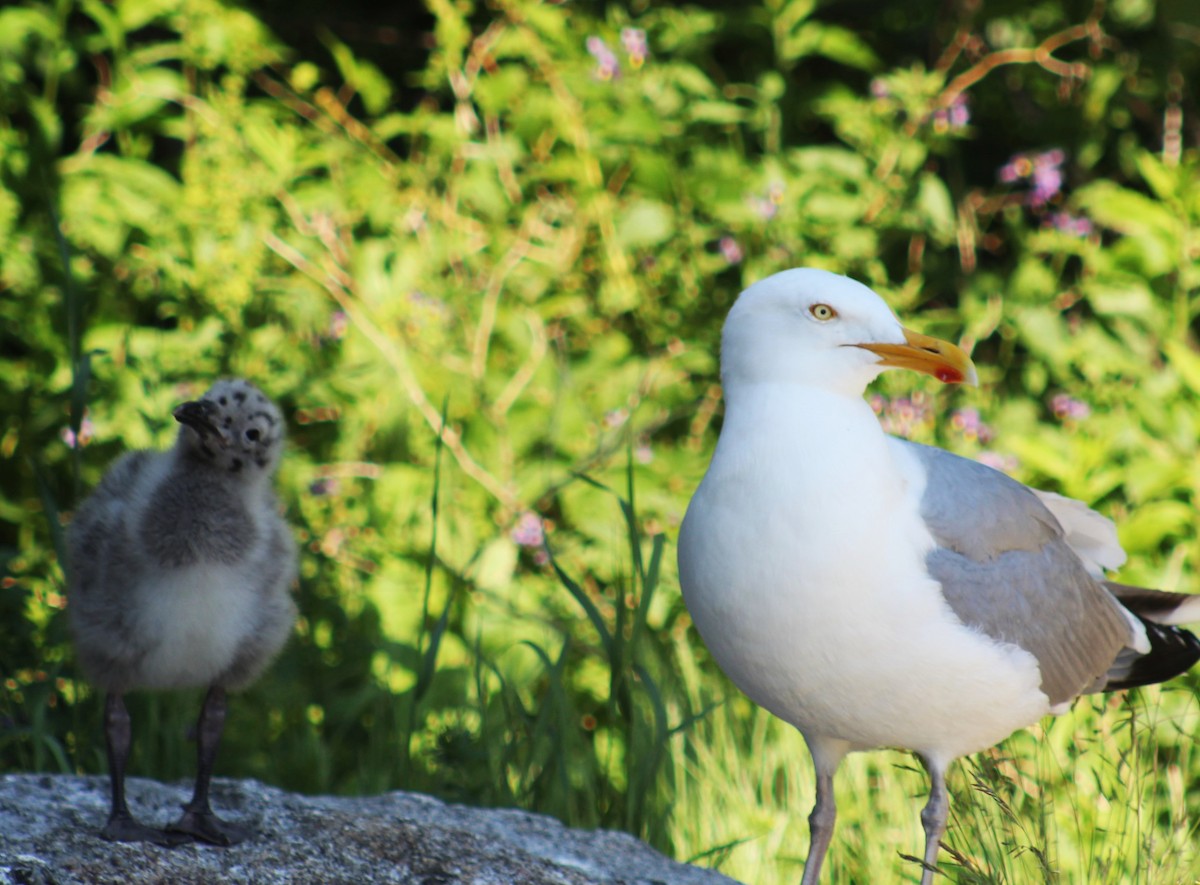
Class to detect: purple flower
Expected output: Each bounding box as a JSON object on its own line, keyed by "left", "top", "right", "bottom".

{"left": 750, "top": 197, "right": 777, "bottom": 221}
{"left": 869, "top": 78, "right": 891, "bottom": 99}
{"left": 948, "top": 96, "right": 970, "bottom": 128}
{"left": 61, "top": 415, "right": 95, "bottom": 449}
{"left": 718, "top": 236, "right": 743, "bottom": 264}
{"left": 870, "top": 394, "right": 932, "bottom": 439}
{"left": 998, "top": 149, "right": 1065, "bottom": 206}
{"left": 328, "top": 311, "right": 348, "bottom": 341}
{"left": 998, "top": 155, "right": 1030, "bottom": 184}
{"left": 932, "top": 95, "right": 970, "bottom": 132}
{"left": 586, "top": 36, "right": 620, "bottom": 81}
{"left": 635, "top": 439, "right": 653, "bottom": 464}
{"left": 950, "top": 407, "right": 994, "bottom": 443}
{"left": 1051, "top": 393, "right": 1091, "bottom": 421}
{"left": 749, "top": 182, "right": 785, "bottom": 221}
{"left": 1029, "top": 155, "right": 1064, "bottom": 206}
{"left": 1046, "top": 211, "right": 1094, "bottom": 237}
{"left": 620, "top": 28, "right": 648, "bottom": 68}
{"left": 511, "top": 512, "right": 545, "bottom": 548}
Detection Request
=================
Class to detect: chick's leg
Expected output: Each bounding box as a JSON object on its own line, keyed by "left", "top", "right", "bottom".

{"left": 100, "top": 692, "right": 190, "bottom": 846}
{"left": 168, "top": 685, "right": 251, "bottom": 846}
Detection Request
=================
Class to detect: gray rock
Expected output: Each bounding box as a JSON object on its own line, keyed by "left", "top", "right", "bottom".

{"left": 0, "top": 774, "right": 741, "bottom": 885}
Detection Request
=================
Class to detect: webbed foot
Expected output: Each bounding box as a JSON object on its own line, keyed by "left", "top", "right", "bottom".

{"left": 168, "top": 808, "right": 252, "bottom": 846}
{"left": 101, "top": 812, "right": 194, "bottom": 847}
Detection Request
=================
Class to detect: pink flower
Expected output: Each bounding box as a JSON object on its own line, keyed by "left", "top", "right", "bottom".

{"left": 947, "top": 96, "right": 970, "bottom": 128}
{"left": 998, "top": 156, "right": 1028, "bottom": 184}
{"left": 749, "top": 182, "right": 785, "bottom": 221}
{"left": 718, "top": 236, "right": 743, "bottom": 264}
{"left": 327, "top": 311, "right": 348, "bottom": 341}
{"left": 871, "top": 394, "right": 933, "bottom": 439}
{"left": 977, "top": 451, "right": 1019, "bottom": 473}
{"left": 751, "top": 198, "right": 777, "bottom": 221}
{"left": 586, "top": 36, "right": 620, "bottom": 80}
{"left": 61, "top": 415, "right": 95, "bottom": 449}
{"left": 999, "top": 149, "right": 1066, "bottom": 206}
{"left": 950, "top": 407, "right": 994, "bottom": 443}
{"left": 1046, "top": 212, "right": 1094, "bottom": 237}
{"left": 511, "top": 511, "right": 545, "bottom": 548}
{"left": 620, "top": 28, "right": 648, "bottom": 68}
{"left": 1030, "top": 161, "right": 1063, "bottom": 207}
{"left": 932, "top": 95, "right": 970, "bottom": 132}
{"left": 1051, "top": 393, "right": 1090, "bottom": 421}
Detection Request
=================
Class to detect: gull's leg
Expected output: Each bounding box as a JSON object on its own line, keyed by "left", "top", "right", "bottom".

{"left": 800, "top": 734, "right": 849, "bottom": 885}
{"left": 168, "top": 685, "right": 251, "bottom": 846}
{"left": 99, "top": 693, "right": 191, "bottom": 845}
{"left": 917, "top": 755, "right": 951, "bottom": 885}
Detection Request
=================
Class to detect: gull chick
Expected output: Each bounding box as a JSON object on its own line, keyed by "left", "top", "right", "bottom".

{"left": 678, "top": 269, "right": 1200, "bottom": 884}
{"left": 67, "top": 378, "right": 298, "bottom": 846}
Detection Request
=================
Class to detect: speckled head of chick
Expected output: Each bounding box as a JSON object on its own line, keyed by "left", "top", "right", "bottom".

{"left": 173, "top": 379, "right": 284, "bottom": 475}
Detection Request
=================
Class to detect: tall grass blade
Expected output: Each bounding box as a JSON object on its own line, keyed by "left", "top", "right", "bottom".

{"left": 30, "top": 459, "right": 68, "bottom": 569}
{"left": 544, "top": 542, "right": 613, "bottom": 656}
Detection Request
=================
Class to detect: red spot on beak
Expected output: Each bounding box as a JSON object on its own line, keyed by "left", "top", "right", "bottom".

{"left": 935, "top": 367, "right": 961, "bottom": 384}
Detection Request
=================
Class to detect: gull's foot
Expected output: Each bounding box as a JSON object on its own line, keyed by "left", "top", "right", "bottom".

{"left": 101, "top": 813, "right": 194, "bottom": 847}
{"left": 168, "top": 808, "right": 251, "bottom": 846}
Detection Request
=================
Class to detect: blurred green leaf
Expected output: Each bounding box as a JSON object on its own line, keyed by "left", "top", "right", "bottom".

{"left": 320, "top": 29, "right": 392, "bottom": 116}
{"left": 476, "top": 537, "right": 518, "bottom": 591}
{"left": 616, "top": 200, "right": 675, "bottom": 249}
{"left": 1117, "top": 500, "right": 1192, "bottom": 552}
{"left": 917, "top": 173, "right": 954, "bottom": 244}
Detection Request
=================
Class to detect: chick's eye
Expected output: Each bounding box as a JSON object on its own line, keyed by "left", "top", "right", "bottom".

{"left": 245, "top": 428, "right": 261, "bottom": 442}
{"left": 810, "top": 303, "right": 837, "bottom": 321}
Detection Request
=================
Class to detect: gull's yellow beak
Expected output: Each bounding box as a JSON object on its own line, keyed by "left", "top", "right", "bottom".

{"left": 852, "top": 328, "right": 978, "bottom": 386}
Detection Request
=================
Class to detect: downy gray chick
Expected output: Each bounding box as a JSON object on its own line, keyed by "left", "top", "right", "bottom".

{"left": 66, "top": 378, "right": 298, "bottom": 846}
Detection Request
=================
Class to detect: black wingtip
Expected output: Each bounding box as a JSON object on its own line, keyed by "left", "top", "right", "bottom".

{"left": 1105, "top": 615, "right": 1200, "bottom": 691}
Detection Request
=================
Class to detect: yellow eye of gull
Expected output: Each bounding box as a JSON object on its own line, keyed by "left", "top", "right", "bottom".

{"left": 810, "top": 303, "right": 837, "bottom": 321}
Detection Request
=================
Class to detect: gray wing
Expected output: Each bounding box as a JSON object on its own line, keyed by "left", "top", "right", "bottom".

{"left": 65, "top": 450, "right": 157, "bottom": 691}
{"left": 897, "top": 439, "right": 1138, "bottom": 706}
{"left": 215, "top": 507, "right": 299, "bottom": 690}
{"left": 66, "top": 450, "right": 154, "bottom": 592}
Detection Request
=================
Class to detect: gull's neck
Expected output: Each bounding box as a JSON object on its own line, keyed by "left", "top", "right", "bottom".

{"left": 720, "top": 380, "right": 882, "bottom": 444}
{"left": 712, "top": 380, "right": 900, "bottom": 492}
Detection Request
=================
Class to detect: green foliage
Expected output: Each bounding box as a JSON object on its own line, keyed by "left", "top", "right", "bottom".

{"left": 4, "top": 0, "right": 1200, "bottom": 882}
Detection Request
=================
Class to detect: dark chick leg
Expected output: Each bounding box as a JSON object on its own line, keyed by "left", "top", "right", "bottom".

{"left": 168, "top": 685, "right": 251, "bottom": 846}
{"left": 100, "top": 693, "right": 191, "bottom": 846}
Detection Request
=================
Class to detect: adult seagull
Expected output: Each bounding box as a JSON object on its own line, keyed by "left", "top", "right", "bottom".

{"left": 677, "top": 268, "right": 1200, "bottom": 884}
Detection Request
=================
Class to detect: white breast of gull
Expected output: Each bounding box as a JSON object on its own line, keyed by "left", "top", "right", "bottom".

{"left": 677, "top": 268, "right": 1200, "bottom": 885}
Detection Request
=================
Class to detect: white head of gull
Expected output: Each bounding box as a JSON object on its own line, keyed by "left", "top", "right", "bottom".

{"left": 678, "top": 268, "right": 1200, "bottom": 884}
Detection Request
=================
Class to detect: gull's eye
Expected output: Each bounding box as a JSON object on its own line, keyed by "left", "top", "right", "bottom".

{"left": 810, "top": 303, "right": 838, "bottom": 321}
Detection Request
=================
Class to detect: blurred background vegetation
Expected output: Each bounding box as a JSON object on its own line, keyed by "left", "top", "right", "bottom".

{"left": 4, "top": 0, "right": 1200, "bottom": 881}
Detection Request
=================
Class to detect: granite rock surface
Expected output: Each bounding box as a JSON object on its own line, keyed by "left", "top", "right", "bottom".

{"left": 0, "top": 774, "right": 741, "bottom": 885}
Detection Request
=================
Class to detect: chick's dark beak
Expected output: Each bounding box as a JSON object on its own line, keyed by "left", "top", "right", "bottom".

{"left": 173, "top": 400, "right": 230, "bottom": 445}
